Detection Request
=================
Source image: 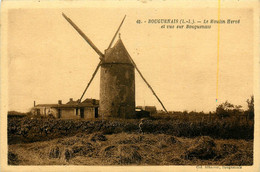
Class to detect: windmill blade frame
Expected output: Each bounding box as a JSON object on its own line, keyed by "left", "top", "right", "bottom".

{"left": 62, "top": 13, "right": 104, "bottom": 58}
{"left": 107, "top": 15, "right": 126, "bottom": 49}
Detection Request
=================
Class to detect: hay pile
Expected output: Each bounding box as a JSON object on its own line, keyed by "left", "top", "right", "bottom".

{"left": 72, "top": 143, "right": 94, "bottom": 157}
{"left": 90, "top": 133, "right": 107, "bottom": 142}
{"left": 48, "top": 135, "right": 98, "bottom": 162}
{"left": 220, "top": 151, "right": 253, "bottom": 165}
{"left": 118, "top": 145, "right": 142, "bottom": 164}
{"left": 64, "top": 149, "right": 74, "bottom": 162}
{"left": 217, "top": 141, "right": 253, "bottom": 165}
{"left": 8, "top": 152, "right": 19, "bottom": 165}
{"left": 184, "top": 136, "right": 216, "bottom": 160}
{"left": 100, "top": 144, "right": 142, "bottom": 165}
{"left": 49, "top": 146, "right": 61, "bottom": 159}
{"left": 49, "top": 146, "right": 73, "bottom": 161}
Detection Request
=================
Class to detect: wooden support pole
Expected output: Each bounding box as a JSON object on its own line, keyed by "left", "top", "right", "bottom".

{"left": 128, "top": 56, "right": 169, "bottom": 114}
{"left": 78, "top": 61, "right": 102, "bottom": 103}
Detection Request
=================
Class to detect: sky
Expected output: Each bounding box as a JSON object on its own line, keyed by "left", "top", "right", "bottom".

{"left": 7, "top": 6, "right": 253, "bottom": 112}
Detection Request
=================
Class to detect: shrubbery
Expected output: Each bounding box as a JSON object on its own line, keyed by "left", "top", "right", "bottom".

{"left": 8, "top": 113, "right": 254, "bottom": 145}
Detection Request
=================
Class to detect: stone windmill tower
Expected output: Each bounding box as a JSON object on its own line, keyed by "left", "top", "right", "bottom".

{"left": 62, "top": 13, "right": 168, "bottom": 119}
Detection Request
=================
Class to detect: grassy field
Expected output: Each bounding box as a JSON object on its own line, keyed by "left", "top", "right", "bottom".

{"left": 8, "top": 114, "right": 254, "bottom": 166}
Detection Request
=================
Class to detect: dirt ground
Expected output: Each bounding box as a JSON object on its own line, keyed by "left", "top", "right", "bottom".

{"left": 8, "top": 132, "right": 253, "bottom": 165}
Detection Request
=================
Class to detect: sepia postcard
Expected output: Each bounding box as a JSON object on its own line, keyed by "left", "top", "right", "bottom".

{"left": 1, "top": 0, "right": 259, "bottom": 171}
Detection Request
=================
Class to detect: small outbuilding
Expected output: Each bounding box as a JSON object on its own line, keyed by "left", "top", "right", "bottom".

{"left": 136, "top": 106, "right": 157, "bottom": 115}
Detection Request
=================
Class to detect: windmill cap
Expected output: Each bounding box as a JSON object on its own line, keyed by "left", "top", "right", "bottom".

{"left": 103, "top": 38, "right": 133, "bottom": 65}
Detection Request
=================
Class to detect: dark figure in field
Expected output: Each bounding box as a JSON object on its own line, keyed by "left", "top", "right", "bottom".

{"left": 139, "top": 118, "right": 145, "bottom": 134}
{"left": 44, "top": 128, "right": 48, "bottom": 136}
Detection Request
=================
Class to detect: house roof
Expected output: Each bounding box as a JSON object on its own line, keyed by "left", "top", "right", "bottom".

{"left": 35, "top": 104, "right": 58, "bottom": 107}
{"left": 81, "top": 98, "right": 99, "bottom": 104}
{"left": 66, "top": 100, "right": 79, "bottom": 105}
{"left": 34, "top": 98, "right": 99, "bottom": 109}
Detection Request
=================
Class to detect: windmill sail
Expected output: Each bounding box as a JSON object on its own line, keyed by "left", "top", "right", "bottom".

{"left": 107, "top": 15, "right": 126, "bottom": 49}
{"left": 62, "top": 13, "right": 104, "bottom": 58}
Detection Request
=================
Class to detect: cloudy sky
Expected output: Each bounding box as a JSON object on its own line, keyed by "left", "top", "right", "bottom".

{"left": 6, "top": 4, "right": 253, "bottom": 112}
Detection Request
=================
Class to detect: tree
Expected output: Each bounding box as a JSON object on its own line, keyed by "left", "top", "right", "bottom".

{"left": 233, "top": 105, "right": 243, "bottom": 115}
{"left": 246, "top": 95, "right": 254, "bottom": 120}
{"left": 216, "top": 101, "right": 234, "bottom": 118}
{"left": 216, "top": 101, "right": 243, "bottom": 118}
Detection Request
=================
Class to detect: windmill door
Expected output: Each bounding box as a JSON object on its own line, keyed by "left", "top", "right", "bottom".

{"left": 119, "top": 106, "right": 126, "bottom": 118}
{"left": 94, "top": 107, "right": 98, "bottom": 118}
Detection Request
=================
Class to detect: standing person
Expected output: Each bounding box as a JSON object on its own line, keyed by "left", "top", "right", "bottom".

{"left": 139, "top": 118, "right": 145, "bottom": 134}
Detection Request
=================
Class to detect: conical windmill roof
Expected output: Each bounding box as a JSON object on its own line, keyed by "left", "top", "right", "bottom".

{"left": 103, "top": 38, "right": 133, "bottom": 65}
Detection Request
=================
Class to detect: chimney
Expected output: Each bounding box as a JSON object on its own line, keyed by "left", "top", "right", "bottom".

{"left": 34, "top": 101, "right": 36, "bottom": 107}
{"left": 58, "top": 100, "right": 62, "bottom": 105}
{"left": 70, "top": 98, "right": 73, "bottom": 102}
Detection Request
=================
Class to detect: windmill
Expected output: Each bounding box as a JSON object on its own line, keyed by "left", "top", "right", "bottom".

{"left": 62, "top": 13, "right": 168, "bottom": 119}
